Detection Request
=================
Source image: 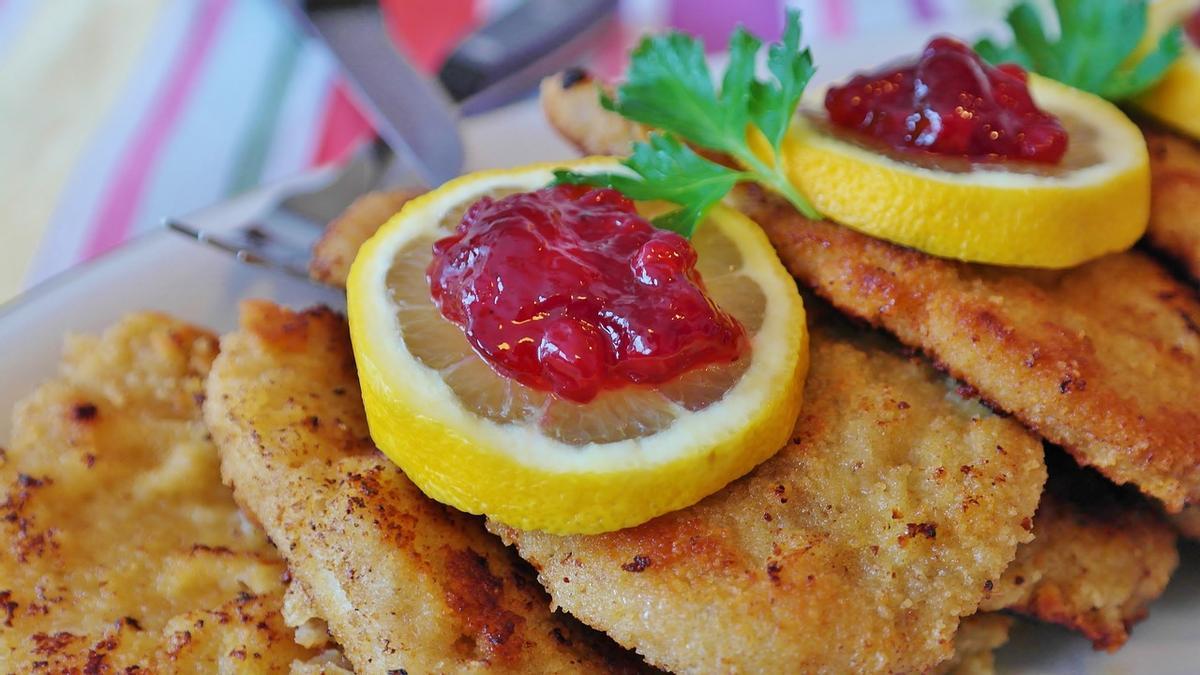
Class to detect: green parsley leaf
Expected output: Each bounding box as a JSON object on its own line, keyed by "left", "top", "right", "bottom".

{"left": 974, "top": 0, "right": 1183, "bottom": 101}
{"left": 553, "top": 133, "right": 751, "bottom": 237}
{"left": 554, "top": 9, "right": 821, "bottom": 236}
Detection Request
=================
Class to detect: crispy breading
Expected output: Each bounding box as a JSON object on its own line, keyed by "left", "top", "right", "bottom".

{"left": 980, "top": 451, "right": 1178, "bottom": 651}
{"left": 0, "top": 313, "right": 322, "bottom": 672}
{"left": 310, "top": 189, "right": 423, "bottom": 287}
{"left": 732, "top": 188, "right": 1200, "bottom": 512}
{"left": 933, "top": 614, "right": 1012, "bottom": 675}
{"left": 1145, "top": 126, "right": 1200, "bottom": 281}
{"left": 539, "top": 71, "right": 1200, "bottom": 513}
{"left": 204, "top": 300, "right": 652, "bottom": 674}
{"left": 490, "top": 319, "right": 1047, "bottom": 674}
{"left": 540, "top": 71, "right": 648, "bottom": 157}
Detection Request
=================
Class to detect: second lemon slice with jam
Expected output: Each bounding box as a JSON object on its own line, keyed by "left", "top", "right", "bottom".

{"left": 778, "top": 75, "right": 1150, "bottom": 268}
{"left": 1132, "top": 0, "right": 1200, "bottom": 141}
{"left": 347, "top": 158, "right": 808, "bottom": 535}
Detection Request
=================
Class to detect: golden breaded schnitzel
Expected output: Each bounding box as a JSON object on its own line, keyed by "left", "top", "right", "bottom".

{"left": 310, "top": 189, "right": 423, "bottom": 287}
{"left": 205, "top": 300, "right": 652, "bottom": 674}
{"left": 1144, "top": 126, "right": 1200, "bottom": 281}
{"left": 491, "top": 318, "right": 1047, "bottom": 674}
{"left": 981, "top": 451, "right": 1178, "bottom": 651}
{"left": 732, "top": 189, "right": 1200, "bottom": 512}
{"left": 540, "top": 72, "right": 1200, "bottom": 514}
{"left": 0, "top": 313, "right": 324, "bottom": 672}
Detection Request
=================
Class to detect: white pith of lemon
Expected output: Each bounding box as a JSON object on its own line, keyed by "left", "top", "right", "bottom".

{"left": 347, "top": 158, "right": 808, "bottom": 534}
{"left": 773, "top": 74, "right": 1150, "bottom": 268}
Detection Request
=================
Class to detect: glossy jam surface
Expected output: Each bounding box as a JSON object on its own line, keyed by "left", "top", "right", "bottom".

{"left": 824, "top": 37, "right": 1069, "bottom": 164}
{"left": 1187, "top": 8, "right": 1200, "bottom": 47}
{"left": 428, "top": 185, "right": 746, "bottom": 403}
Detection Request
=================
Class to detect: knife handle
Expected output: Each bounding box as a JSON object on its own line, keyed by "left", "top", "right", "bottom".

{"left": 438, "top": 0, "right": 618, "bottom": 109}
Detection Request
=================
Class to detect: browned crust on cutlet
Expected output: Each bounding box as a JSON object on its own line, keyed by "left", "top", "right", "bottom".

{"left": 204, "top": 300, "right": 652, "bottom": 674}
{"left": 492, "top": 318, "right": 1046, "bottom": 674}
{"left": 0, "top": 313, "right": 320, "bottom": 671}
{"left": 731, "top": 187, "right": 1200, "bottom": 511}
{"left": 541, "top": 71, "right": 1200, "bottom": 511}
{"left": 309, "top": 189, "right": 423, "bottom": 287}
{"left": 1145, "top": 126, "right": 1200, "bottom": 281}
{"left": 980, "top": 452, "right": 1178, "bottom": 651}
{"left": 541, "top": 72, "right": 649, "bottom": 156}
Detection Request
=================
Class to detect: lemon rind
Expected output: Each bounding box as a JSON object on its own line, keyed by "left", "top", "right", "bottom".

{"left": 1133, "top": 48, "right": 1200, "bottom": 141}
{"left": 782, "top": 75, "right": 1151, "bottom": 268}
{"left": 347, "top": 159, "right": 808, "bottom": 533}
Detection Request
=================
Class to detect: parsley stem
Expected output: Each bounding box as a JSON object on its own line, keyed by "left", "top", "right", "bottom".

{"left": 733, "top": 147, "right": 822, "bottom": 220}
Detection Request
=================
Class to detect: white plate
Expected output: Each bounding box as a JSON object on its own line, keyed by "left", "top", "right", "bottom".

{"left": 1, "top": 20, "right": 1197, "bottom": 674}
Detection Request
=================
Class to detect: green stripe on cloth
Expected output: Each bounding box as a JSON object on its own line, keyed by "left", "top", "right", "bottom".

{"left": 225, "top": 26, "right": 303, "bottom": 194}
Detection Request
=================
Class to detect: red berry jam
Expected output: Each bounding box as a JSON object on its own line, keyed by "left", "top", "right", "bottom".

{"left": 428, "top": 185, "right": 746, "bottom": 404}
{"left": 824, "top": 37, "right": 1068, "bottom": 164}
{"left": 1186, "top": 8, "right": 1200, "bottom": 48}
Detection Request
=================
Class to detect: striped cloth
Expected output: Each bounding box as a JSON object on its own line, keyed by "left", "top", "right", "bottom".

{"left": 0, "top": 0, "right": 998, "bottom": 303}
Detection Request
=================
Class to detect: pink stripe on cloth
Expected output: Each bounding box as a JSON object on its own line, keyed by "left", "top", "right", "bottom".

{"left": 821, "top": 0, "right": 852, "bottom": 37}
{"left": 668, "top": 0, "right": 784, "bottom": 49}
{"left": 909, "top": 0, "right": 941, "bottom": 22}
{"left": 81, "top": 0, "right": 232, "bottom": 260}
{"left": 311, "top": 77, "right": 375, "bottom": 167}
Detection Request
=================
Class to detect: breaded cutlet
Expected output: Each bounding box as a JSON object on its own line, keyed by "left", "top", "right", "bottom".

{"left": 204, "top": 300, "right": 655, "bottom": 674}
{"left": 309, "top": 189, "right": 424, "bottom": 287}
{"left": 0, "top": 313, "right": 327, "bottom": 672}
{"left": 490, "top": 316, "right": 1048, "bottom": 673}
{"left": 980, "top": 451, "right": 1178, "bottom": 651}
{"left": 540, "top": 71, "right": 1200, "bottom": 514}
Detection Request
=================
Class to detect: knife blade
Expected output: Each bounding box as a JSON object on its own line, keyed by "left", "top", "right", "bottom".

{"left": 292, "top": 0, "right": 465, "bottom": 188}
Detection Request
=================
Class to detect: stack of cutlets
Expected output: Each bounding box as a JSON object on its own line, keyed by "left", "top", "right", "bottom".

{"left": 199, "top": 74, "right": 1190, "bottom": 665}
{"left": 4, "top": 69, "right": 1197, "bottom": 673}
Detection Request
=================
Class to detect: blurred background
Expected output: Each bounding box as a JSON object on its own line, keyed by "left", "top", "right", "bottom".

{"left": 0, "top": 0, "right": 1011, "bottom": 303}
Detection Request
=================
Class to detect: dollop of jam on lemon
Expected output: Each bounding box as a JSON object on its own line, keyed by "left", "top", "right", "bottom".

{"left": 428, "top": 185, "right": 745, "bottom": 403}
{"left": 824, "top": 37, "right": 1069, "bottom": 164}
{"left": 1186, "top": 7, "right": 1200, "bottom": 47}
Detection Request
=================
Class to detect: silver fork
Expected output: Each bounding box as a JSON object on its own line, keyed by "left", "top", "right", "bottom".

{"left": 167, "top": 138, "right": 396, "bottom": 281}
{"left": 167, "top": 0, "right": 615, "bottom": 280}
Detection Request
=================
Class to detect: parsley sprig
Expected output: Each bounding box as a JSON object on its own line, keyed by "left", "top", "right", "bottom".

{"left": 974, "top": 0, "right": 1183, "bottom": 101}
{"left": 554, "top": 9, "right": 820, "bottom": 237}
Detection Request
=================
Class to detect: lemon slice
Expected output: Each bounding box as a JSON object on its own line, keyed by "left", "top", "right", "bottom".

{"left": 347, "top": 159, "right": 808, "bottom": 534}
{"left": 777, "top": 75, "right": 1150, "bottom": 268}
{"left": 1132, "top": 0, "right": 1200, "bottom": 140}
